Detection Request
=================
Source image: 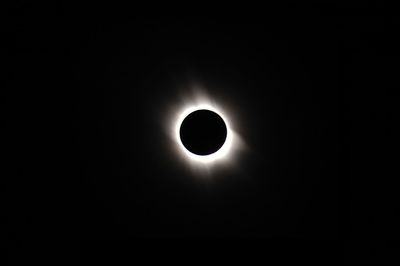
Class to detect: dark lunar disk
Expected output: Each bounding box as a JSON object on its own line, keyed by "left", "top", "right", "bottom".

{"left": 179, "top": 109, "right": 227, "bottom": 155}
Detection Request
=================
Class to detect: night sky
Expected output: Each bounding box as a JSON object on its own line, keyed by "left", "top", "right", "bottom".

{"left": 4, "top": 3, "right": 398, "bottom": 264}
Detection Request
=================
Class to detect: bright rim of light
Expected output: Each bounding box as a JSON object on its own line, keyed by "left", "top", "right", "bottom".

{"left": 175, "top": 104, "right": 233, "bottom": 164}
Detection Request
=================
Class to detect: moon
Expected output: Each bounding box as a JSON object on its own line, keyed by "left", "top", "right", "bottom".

{"left": 179, "top": 109, "right": 227, "bottom": 156}
{"left": 174, "top": 103, "right": 234, "bottom": 164}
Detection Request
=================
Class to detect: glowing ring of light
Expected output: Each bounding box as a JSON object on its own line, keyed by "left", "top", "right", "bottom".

{"left": 175, "top": 104, "right": 233, "bottom": 163}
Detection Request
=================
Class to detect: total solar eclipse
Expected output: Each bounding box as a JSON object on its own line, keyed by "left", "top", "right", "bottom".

{"left": 179, "top": 110, "right": 227, "bottom": 156}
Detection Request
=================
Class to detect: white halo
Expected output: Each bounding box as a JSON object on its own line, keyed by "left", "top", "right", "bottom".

{"left": 175, "top": 104, "right": 233, "bottom": 164}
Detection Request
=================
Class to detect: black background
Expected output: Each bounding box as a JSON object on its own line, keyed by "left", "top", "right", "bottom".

{"left": 3, "top": 3, "right": 398, "bottom": 264}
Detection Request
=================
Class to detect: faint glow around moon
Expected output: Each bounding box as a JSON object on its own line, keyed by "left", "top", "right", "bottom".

{"left": 164, "top": 87, "right": 246, "bottom": 175}
{"left": 164, "top": 86, "right": 246, "bottom": 172}
{"left": 175, "top": 104, "right": 233, "bottom": 163}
